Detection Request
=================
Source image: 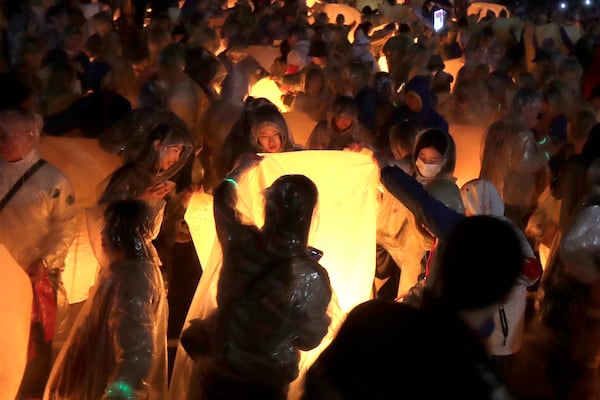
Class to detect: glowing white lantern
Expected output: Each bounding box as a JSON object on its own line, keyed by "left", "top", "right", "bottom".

{"left": 249, "top": 77, "right": 290, "bottom": 112}
{"left": 0, "top": 244, "right": 32, "bottom": 399}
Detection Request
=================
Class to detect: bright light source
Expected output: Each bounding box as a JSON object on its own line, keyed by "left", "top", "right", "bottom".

{"left": 585, "top": 0, "right": 591, "bottom": 5}
{"left": 560, "top": 2, "right": 567, "bottom": 8}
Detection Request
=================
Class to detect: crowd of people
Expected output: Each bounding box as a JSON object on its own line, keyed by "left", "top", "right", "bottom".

{"left": 1, "top": 0, "right": 600, "bottom": 398}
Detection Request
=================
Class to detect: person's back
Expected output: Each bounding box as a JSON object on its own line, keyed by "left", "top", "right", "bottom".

{"left": 303, "top": 215, "right": 523, "bottom": 399}
{"left": 182, "top": 171, "right": 332, "bottom": 400}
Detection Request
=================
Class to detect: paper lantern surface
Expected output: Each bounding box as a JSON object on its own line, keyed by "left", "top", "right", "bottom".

{"left": 0, "top": 244, "right": 32, "bottom": 399}
{"left": 448, "top": 123, "right": 487, "bottom": 187}
{"left": 283, "top": 111, "right": 318, "bottom": 148}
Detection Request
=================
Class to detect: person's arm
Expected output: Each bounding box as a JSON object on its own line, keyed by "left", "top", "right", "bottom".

{"left": 104, "top": 261, "right": 159, "bottom": 399}
{"left": 379, "top": 165, "right": 463, "bottom": 240}
{"left": 292, "top": 260, "right": 333, "bottom": 351}
{"left": 213, "top": 154, "right": 262, "bottom": 247}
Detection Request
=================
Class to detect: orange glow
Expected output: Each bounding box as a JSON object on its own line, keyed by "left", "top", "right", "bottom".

{"left": 0, "top": 245, "right": 32, "bottom": 398}
{"left": 448, "top": 123, "right": 487, "bottom": 187}
{"left": 249, "top": 77, "right": 289, "bottom": 112}
{"left": 378, "top": 55, "right": 389, "bottom": 73}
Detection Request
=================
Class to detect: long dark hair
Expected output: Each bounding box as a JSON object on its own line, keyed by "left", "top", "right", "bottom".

{"left": 104, "top": 199, "right": 153, "bottom": 260}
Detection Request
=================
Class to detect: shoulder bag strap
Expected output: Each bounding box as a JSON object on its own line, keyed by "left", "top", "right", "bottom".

{"left": 0, "top": 158, "right": 47, "bottom": 214}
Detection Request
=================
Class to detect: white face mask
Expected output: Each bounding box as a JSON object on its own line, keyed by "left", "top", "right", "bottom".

{"left": 416, "top": 158, "right": 442, "bottom": 178}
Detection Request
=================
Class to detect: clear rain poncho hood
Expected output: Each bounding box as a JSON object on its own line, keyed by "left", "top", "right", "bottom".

{"left": 98, "top": 107, "right": 193, "bottom": 183}
{"left": 97, "top": 107, "right": 195, "bottom": 201}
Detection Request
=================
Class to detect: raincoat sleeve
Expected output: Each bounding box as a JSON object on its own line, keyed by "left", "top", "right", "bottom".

{"left": 105, "top": 261, "right": 160, "bottom": 398}
{"left": 560, "top": 204, "right": 600, "bottom": 285}
{"left": 40, "top": 172, "right": 78, "bottom": 271}
{"left": 292, "top": 260, "right": 333, "bottom": 351}
{"left": 380, "top": 165, "right": 463, "bottom": 240}
{"left": 510, "top": 130, "right": 549, "bottom": 174}
{"left": 213, "top": 179, "right": 241, "bottom": 249}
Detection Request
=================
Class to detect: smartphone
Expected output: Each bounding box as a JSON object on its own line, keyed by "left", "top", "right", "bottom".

{"left": 307, "top": 246, "right": 324, "bottom": 262}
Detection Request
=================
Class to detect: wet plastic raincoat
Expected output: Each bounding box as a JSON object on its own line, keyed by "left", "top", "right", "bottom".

{"left": 90, "top": 110, "right": 195, "bottom": 268}
{"left": 181, "top": 176, "right": 332, "bottom": 399}
{"left": 479, "top": 114, "right": 549, "bottom": 228}
{"left": 44, "top": 200, "right": 168, "bottom": 399}
{"left": 306, "top": 98, "right": 373, "bottom": 151}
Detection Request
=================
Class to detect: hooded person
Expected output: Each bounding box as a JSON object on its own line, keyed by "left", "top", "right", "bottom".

{"left": 383, "top": 75, "right": 449, "bottom": 135}
{"left": 216, "top": 98, "right": 299, "bottom": 188}
{"left": 376, "top": 128, "right": 462, "bottom": 299}
{"left": 398, "top": 128, "right": 462, "bottom": 300}
{"left": 306, "top": 95, "right": 374, "bottom": 151}
{"left": 460, "top": 179, "right": 542, "bottom": 372}
{"left": 91, "top": 113, "right": 195, "bottom": 271}
{"left": 45, "top": 199, "right": 169, "bottom": 400}
{"left": 247, "top": 104, "right": 299, "bottom": 154}
{"left": 180, "top": 156, "right": 332, "bottom": 400}
{"left": 303, "top": 216, "right": 524, "bottom": 400}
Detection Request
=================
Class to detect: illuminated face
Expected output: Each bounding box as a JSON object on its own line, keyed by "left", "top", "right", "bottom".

{"left": 156, "top": 143, "right": 184, "bottom": 171}
{"left": 416, "top": 146, "right": 444, "bottom": 178}
{"left": 0, "top": 120, "right": 35, "bottom": 162}
{"left": 334, "top": 114, "right": 353, "bottom": 131}
{"left": 257, "top": 125, "right": 283, "bottom": 153}
{"left": 405, "top": 91, "right": 422, "bottom": 112}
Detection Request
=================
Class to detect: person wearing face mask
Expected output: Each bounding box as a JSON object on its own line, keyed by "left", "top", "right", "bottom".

{"left": 0, "top": 107, "right": 78, "bottom": 399}
{"left": 376, "top": 128, "right": 463, "bottom": 300}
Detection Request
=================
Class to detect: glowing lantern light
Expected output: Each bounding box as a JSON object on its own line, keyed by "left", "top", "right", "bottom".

{"left": 0, "top": 244, "right": 32, "bottom": 399}
{"left": 249, "top": 77, "right": 289, "bottom": 112}
{"left": 282, "top": 111, "right": 317, "bottom": 147}
{"left": 378, "top": 55, "right": 389, "bottom": 73}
